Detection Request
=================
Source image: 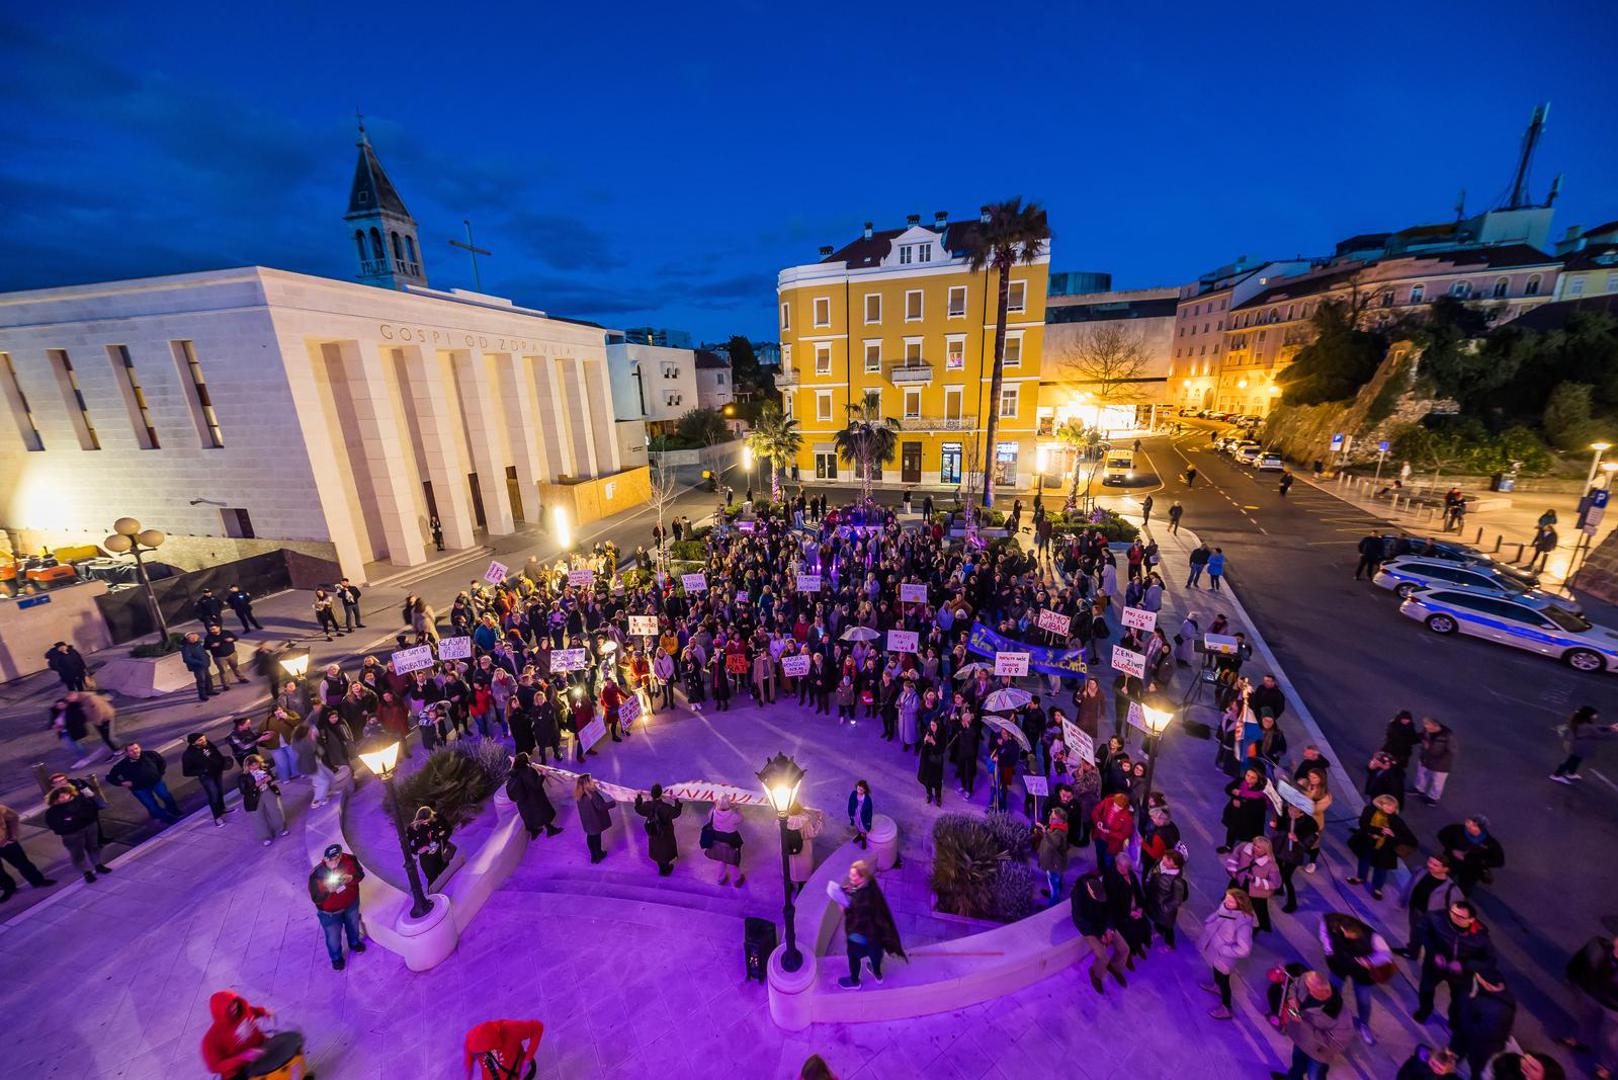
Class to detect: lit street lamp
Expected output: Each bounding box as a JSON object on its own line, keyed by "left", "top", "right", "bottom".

{"left": 356, "top": 739, "right": 434, "bottom": 919}
{"left": 277, "top": 645, "right": 312, "bottom": 690}
{"left": 1587, "top": 442, "right": 1613, "bottom": 492}
{"left": 103, "top": 517, "right": 171, "bottom": 644}
{"left": 758, "top": 752, "right": 807, "bottom": 973}
{"left": 1136, "top": 703, "right": 1176, "bottom": 834}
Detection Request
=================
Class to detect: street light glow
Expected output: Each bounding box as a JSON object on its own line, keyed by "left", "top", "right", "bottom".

{"left": 552, "top": 506, "right": 572, "bottom": 548}
{"left": 1141, "top": 704, "right": 1175, "bottom": 735}
{"left": 357, "top": 739, "right": 401, "bottom": 780}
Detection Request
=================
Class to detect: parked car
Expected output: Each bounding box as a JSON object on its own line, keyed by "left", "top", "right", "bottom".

{"left": 1233, "top": 443, "right": 1263, "bottom": 465}
{"left": 1399, "top": 588, "right": 1618, "bottom": 672}
{"left": 1373, "top": 554, "right": 1579, "bottom": 611}
{"left": 1378, "top": 536, "right": 1542, "bottom": 588}
{"left": 1256, "top": 452, "right": 1285, "bottom": 471}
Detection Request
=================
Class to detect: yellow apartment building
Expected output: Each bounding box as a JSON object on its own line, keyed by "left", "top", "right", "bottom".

{"left": 775, "top": 211, "right": 1050, "bottom": 490}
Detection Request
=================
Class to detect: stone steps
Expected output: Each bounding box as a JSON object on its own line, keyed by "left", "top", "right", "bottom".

{"left": 505, "top": 865, "right": 782, "bottom": 921}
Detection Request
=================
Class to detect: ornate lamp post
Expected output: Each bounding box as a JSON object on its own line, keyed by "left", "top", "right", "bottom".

{"left": 356, "top": 739, "right": 434, "bottom": 919}
{"left": 103, "top": 517, "right": 170, "bottom": 644}
{"left": 1136, "top": 703, "right": 1176, "bottom": 834}
{"left": 757, "top": 752, "right": 807, "bottom": 972}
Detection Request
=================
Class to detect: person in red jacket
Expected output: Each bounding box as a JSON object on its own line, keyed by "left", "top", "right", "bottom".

{"left": 600, "top": 679, "right": 625, "bottom": 743}
{"left": 308, "top": 844, "right": 367, "bottom": 970}
{"left": 1090, "top": 792, "right": 1135, "bottom": 871}
{"left": 201, "top": 991, "right": 307, "bottom": 1079}
{"left": 464, "top": 1019, "right": 544, "bottom": 1079}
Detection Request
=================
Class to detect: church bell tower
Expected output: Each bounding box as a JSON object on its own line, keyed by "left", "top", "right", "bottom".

{"left": 344, "top": 118, "right": 427, "bottom": 289}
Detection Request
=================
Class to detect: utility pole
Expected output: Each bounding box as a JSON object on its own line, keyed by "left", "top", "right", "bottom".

{"left": 448, "top": 220, "right": 492, "bottom": 291}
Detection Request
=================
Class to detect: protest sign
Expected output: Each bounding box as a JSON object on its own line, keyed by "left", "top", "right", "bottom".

{"left": 1037, "top": 609, "right": 1072, "bottom": 636}
{"left": 1111, "top": 646, "right": 1147, "bottom": 679}
{"left": 628, "top": 615, "right": 659, "bottom": 637}
{"left": 967, "top": 621, "right": 1086, "bottom": 679}
{"left": 899, "top": 583, "right": 928, "bottom": 604}
{"left": 781, "top": 654, "right": 812, "bottom": 678}
{"left": 681, "top": 573, "right": 709, "bottom": 593}
{"left": 618, "top": 693, "right": 643, "bottom": 729}
{"left": 483, "top": 560, "right": 509, "bottom": 585}
{"left": 887, "top": 629, "right": 919, "bottom": 654}
{"left": 549, "top": 648, "right": 589, "bottom": 673}
{"left": 1263, "top": 781, "right": 1285, "bottom": 813}
{"left": 391, "top": 645, "right": 435, "bottom": 674}
{"left": 796, "top": 573, "right": 822, "bottom": 592}
{"left": 436, "top": 636, "right": 472, "bottom": 660}
{"left": 1204, "top": 633, "right": 1239, "bottom": 655}
{"left": 568, "top": 569, "right": 596, "bottom": 588}
{"left": 1023, "top": 775, "right": 1049, "bottom": 797}
{"left": 578, "top": 716, "right": 607, "bottom": 753}
{"left": 1062, "top": 720, "right": 1095, "bottom": 766}
{"left": 994, "top": 651, "right": 1030, "bottom": 677}
{"left": 1121, "top": 606, "right": 1157, "bottom": 632}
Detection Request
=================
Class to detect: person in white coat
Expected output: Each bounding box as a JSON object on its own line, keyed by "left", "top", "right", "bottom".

{"left": 1200, "top": 888, "right": 1256, "bottom": 1020}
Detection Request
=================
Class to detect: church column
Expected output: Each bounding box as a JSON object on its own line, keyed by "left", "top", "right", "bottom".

{"left": 452, "top": 348, "right": 515, "bottom": 535}
{"left": 530, "top": 352, "right": 574, "bottom": 479}
{"left": 557, "top": 357, "right": 600, "bottom": 477}
{"left": 497, "top": 353, "right": 548, "bottom": 515}
{"left": 341, "top": 339, "right": 426, "bottom": 568}
{"left": 583, "top": 358, "right": 623, "bottom": 473}
{"left": 399, "top": 344, "right": 476, "bottom": 549}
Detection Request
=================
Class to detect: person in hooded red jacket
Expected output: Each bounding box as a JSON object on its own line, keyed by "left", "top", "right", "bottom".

{"left": 464, "top": 1019, "right": 544, "bottom": 1079}
{"left": 201, "top": 991, "right": 306, "bottom": 1079}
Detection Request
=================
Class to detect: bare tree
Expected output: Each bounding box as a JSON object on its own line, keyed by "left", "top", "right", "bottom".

{"left": 647, "top": 462, "right": 680, "bottom": 568}
{"left": 1051, "top": 324, "right": 1153, "bottom": 406}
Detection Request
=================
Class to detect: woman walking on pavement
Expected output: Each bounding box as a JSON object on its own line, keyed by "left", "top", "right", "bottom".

{"left": 1200, "top": 887, "right": 1256, "bottom": 1020}
{"left": 506, "top": 753, "right": 562, "bottom": 840}
{"left": 829, "top": 859, "right": 905, "bottom": 990}
{"left": 704, "top": 795, "right": 746, "bottom": 886}
{"left": 574, "top": 774, "right": 617, "bottom": 864}
{"left": 1552, "top": 705, "right": 1618, "bottom": 783}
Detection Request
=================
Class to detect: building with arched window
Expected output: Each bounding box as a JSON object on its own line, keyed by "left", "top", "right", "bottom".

{"left": 345, "top": 123, "right": 426, "bottom": 289}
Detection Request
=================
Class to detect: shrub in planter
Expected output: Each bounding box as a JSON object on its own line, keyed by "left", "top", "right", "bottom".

{"left": 668, "top": 539, "right": 706, "bottom": 562}
{"left": 982, "top": 810, "right": 1033, "bottom": 860}
{"left": 989, "top": 862, "right": 1042, "bottom": 923}
{"left": 394, "top": 743, "right": 506, "bottom": 827}
{"left": 130, "top": 633, "right": 185, "bottom": 658}
{"left": 930, "top": 814, "right": 1001, "bottom": 918}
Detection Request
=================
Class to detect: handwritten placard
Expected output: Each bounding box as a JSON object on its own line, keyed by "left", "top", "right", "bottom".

{"left": 899, "top": 583, "right": 928, "bottom": 604}
{"left": 1204, "top": 633, "right": 1239, "bottom": 655}
{"left": 781, "top": 654, "right": 812, "bottom": 677}
{"left": 568, "top": 569, "right": 596, "bottom": 588}
{"left": 1062, "top": 720, "right": 1095, "bottom": 766}
{"left": 1275, "top": 779, "right": 1317, "bottom": 814}
{"left": 549, "top": 648, "right": 589, "bottom": 673}
{"left": 1126, "top": 700, "right": 1147, "bottom": 732}
{"left": 1023, "top": 775, "right": 1049, "bottom": 797}
{"left": 391, "top": 645, "right": 436, "bottom": 674}
{"left": 1121, "top": 606, "right": 1157, "bottom": 632}
{"left": 796, "top": 573, "right": 822, "bottom": 592}
{"left": 1037, "top": 609, "right": 1071, "bottom": 635}
{"left": 994, "top": 651, "right": 1030, "bottom": 677}
{"left": 628, "top": 615, "right": 659, "bottom": 637}
{"left": 1263, "top": 781, "right": 1284, "bottom": 813}
{"left": 681, "top": 573, "right": 709, "bottom": 593}
{"left": 1111, "top": 646, "right": 1147, "bottom": 679}
{"left": 578, "top": 716, "right": 607, "bottom": 752}
{"left": 618, "top": 693, "right": 642, "bottom": 729}
{"left": 483, "top": 560, "right": 509, "bottom": 585}
{"left": 887, "top": 629, "right": 919, "bottom": 654}
{"left": 737, "top": 520, "right": 756, "bottom": 533}
{"left": 436, "top": 636, "right": 472, "bottom": 660}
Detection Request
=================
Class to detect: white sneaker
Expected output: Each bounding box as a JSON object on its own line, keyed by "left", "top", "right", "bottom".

{"left": 214, "top": 819, "right": 226, "bottom": 828}
{"left": 1550, "top": 773, "right": 1571, "bottom": 784}
{"left": 262, "top": 839, "right": 272, "bottom": 846}
{"left": 1304, "top": 863, "right": 1317, "bottom": 875}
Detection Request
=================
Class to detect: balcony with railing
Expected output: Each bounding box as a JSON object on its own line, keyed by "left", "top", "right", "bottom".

{"left": 888, "top": 362, "right": 934, "bottom": 385}
{"left": 361, "top": 257, "right": 422, "bottom": 279}
{"left": 775, "top": 366, "right": 801, "bottom": 387}
{"left": 897, "top": 415, "right": 973, "bottom": 431}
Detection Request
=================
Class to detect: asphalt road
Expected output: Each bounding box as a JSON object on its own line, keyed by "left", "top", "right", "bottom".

{"left": 1143, "top": 424, "right": 1616, "bottom": 1035}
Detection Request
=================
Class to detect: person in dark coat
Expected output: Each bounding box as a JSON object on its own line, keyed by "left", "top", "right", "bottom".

{"left": 193, "top": 588, "right": 225, "bottom": 628}
{"left": 1564, "top": 934, "right": 1618, "bottom": 1079}
{"left": 1218, "top": 767, "right": 1269, "bottom": 852}
{"left": 45, "top": 641, "right": 89, "bottom": 692}
{"left": 829, "top": 859, "right": 905, "bottom": 990}
{"left": 1365, "top": 749, "right": 1407, "bottom": 803}
{"left": 506, "top": 753, "right": 561, "bottom": 839}
{"left": 948, "top": 713, "right": 981, "bottom": 797}
{"left": 180, "top": 733, "right": 234, "bottom": 826}
{"left": 634, "top": 784, "right": 684, "bottom": 875}
{"left": 1382, "top": 709, "right": 1421, "bottom": 768}
{"left": 1346, "top": 793, "right": 1417, "bottom": 899}
{"left": 1394, "top": 1046, "right": 1460, "bottom": 1079}
{"left": 107, "top": 743, "right": 181, "bottom": 825}
{"left": 917, "top": 718, "right": 947, "bottom": 806}
{"left": 574, "top": 774, "right": 616, "bottom": 864}
{"left": 1411, "top": 899, "right": 1496, "bottom": 1023}
{"left": 1449, "top": 967, "right": 1517, "bottom": 1078}
{"left": 1072, "top": 869, "right": 1129, "bottom": 993}
{"left": 1437, "top": 816, "right": 1505, "bottom": 896}
{"left": 224, "top": 584, "right": 263, "bottom": 632}
{"left": 180, "top": 633, "right": 215, "bottom": 700}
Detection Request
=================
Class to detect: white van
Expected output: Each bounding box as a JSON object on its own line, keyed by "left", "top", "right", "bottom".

{"left": 1101, "top": 449, "right": 1136, "bottom": 485}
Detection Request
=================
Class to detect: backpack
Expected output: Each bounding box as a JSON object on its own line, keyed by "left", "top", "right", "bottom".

{"left": 784, "top": 827, "right": 804, "bottom": 856}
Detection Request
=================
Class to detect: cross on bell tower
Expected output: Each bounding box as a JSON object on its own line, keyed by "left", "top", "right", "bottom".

{"left": 344, "top": 114, "right": 427, "bottom": 289}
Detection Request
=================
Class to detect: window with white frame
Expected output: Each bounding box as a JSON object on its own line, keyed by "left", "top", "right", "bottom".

{"left": 864, "top": 388, "right": 881, "bottom": 413}
{"left": 1450, "top": 281, "right": 1471, "bottom": 299}
{"left": 999, "top": 385, "right": 1019, "bottom": 418}
{"left": 945, "top": 335, "right": 966, "bottom": 370}
{"left": 1003, "top": 331, "right": 1023, "bottom": 367}
{"left": 814, "top": 342, "right": 831, "bottom": 375}
{"left": 782, "top": 344, "right": 792, "bottom": 368}
{"left": 904, "top": 387, "right": 921, "bottom": 419}
{"left": 905, "top": 290, "right": 923, "bottom": 321}
{"left": 783, "top": 395, "right": 793, "bottom": 419}
{"left": 1007, "top": 280, "right": 1026, "bottom": 313}
{"left": 903, "top": 338, "right": 923, "bottom": 364}
{"left": 780, "top": 302, "right": 790, "bottom": 331}
{"left": 864, "top": 293, "right": 881, "bottom": 323}
{"left": 813, "top": 296, "right": 830, "bottom": 327}
{"left": 1569, "top": 277, "right": 1586, "bottom": 297}
{"left": 899, "top": 245, "right": 913, "bottom": 265}
{"left": 944, "top": 385, "right": 963, "bottom": 419}
{"left": 863, "top": 340, "right": 882, "bottom": 373}
{"left": 948, "top": 285, "right": 967, "bottom": 317}
{"left": 1409, "top": 283, "right": 1425, "bottom": 304}
{"left": 815, "top": 390, "right": 833, "bottom": 420}
{"left": 1492, "top": 277, "right": 1509, "bottom": 299}
{"left": 917, "top": 243, "right": 932, "bottom": 263}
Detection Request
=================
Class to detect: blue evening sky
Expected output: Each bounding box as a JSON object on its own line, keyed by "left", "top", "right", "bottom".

{"left": 3, "top": 2, "right": 1615, "bottom": 342}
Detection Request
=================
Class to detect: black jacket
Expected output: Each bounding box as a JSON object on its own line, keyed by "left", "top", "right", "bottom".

{"left": 634, "top": 794, "right": 683, "bottom": 863}
{"left": 46, "top": 646, "right": 88, "bottom": 680}
{"left": 45, "top": 794, "right": 100, "bottom": 836}
{"left": 108, "top": 750, "right": 166, "bottom": 789}
{"left": 237, "top": 768, "right": 281, "bottom": 812}
{"left": 1070, "top": 874, "right": 1113, "bottom": 938}
{"left": 1436, "top": 823, "right": 1505, "bottom": 892}
{"left": 1450, "top": 985, "right": 1516, "bottom": 1062}
{"left": 181, "top": 741, "right": 232, "bottom": 780}
{"left": 507, "top": 767, "right": 556, "bottom": 832}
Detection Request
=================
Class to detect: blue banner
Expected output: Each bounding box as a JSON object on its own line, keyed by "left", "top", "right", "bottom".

{"left": 965, "top": 621, "right": 1088, "bottom": 679}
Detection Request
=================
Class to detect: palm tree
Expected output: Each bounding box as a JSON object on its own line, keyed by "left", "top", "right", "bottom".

{"left": 961, "top": 197, "right": 1050, "bottom": 509}
{"left": 747, "top": 402, "right": 802, "bottom": 503}
{"left": 834, "top": 401, "right": 900, "bottom": 505}
{"left": 1056, "top": 419, "right": 1102, "bottom": 510}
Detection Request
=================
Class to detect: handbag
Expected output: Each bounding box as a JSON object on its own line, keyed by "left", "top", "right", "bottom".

{"left": 699, "top": 821, "right": 715, "bottom": 849}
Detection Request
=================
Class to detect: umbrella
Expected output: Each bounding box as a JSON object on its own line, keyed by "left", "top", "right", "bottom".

{"left": 984, "top": 688, "right": 1032, "bottom": 713}
{"left": 953, "top": 662, "right": 992, "bottom": 679}
{"left": 982, "top": 714, "right": 1033, "bottom": 751}
{"left": 839, "top": 626, "right": 880, "bottom": 642}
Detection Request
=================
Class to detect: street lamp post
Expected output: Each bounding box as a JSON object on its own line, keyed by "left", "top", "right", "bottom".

{"left": 1587, "top": 442, "right": 1613, "bottom": 492}
{"left": 356, "top": 739, "right": 434, "bottom": 919}
{"left": 1135, "top": 703, "right": 1176, "bottom": 834}
{"left": 103, "top": 517, "right": 171, "bottom": 644}
{"left": 758, "top": 752, "right": 807, "bottom": 973}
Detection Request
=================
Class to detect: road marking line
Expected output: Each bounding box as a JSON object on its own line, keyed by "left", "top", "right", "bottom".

{"left": 1590, "top": 769, "right": 1618, "bottom": 793}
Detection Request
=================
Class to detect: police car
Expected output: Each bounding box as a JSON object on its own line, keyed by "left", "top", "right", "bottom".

{"left": 1398, "top": 588, "right": 1618, "bottom": 672}
{"left": 1372, "top": 555, "right": 1581, "bottom": 613}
